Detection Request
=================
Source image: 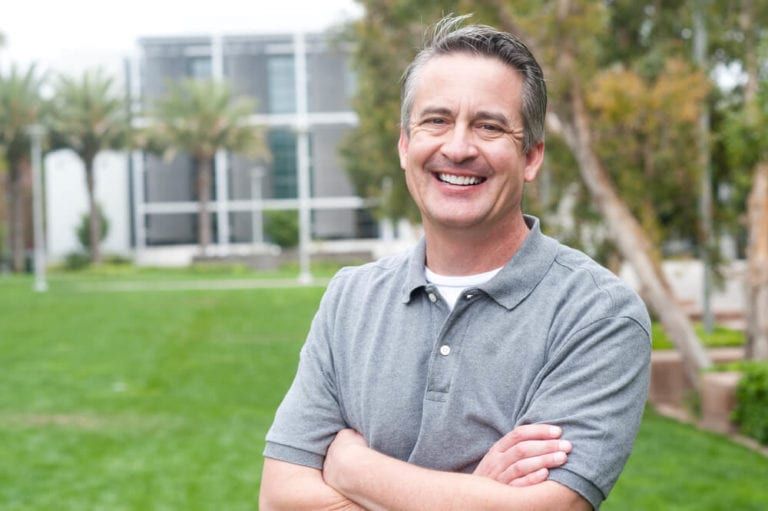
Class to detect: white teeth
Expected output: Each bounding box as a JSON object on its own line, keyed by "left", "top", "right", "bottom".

{"left": 438, "top": 173, "right": 483, "bottom": 186}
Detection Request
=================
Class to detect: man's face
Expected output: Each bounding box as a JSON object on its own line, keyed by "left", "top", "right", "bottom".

{"left": 398, "top": 53, "right": 543, "bottom": 234}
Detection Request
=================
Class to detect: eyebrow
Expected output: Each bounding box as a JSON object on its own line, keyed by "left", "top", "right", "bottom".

{"left": 416, "top": 106, "right": 513, "bottom": 129}
{"left": 416, "top": 106, "right": 453, "bottom": 119}
{"left": 473, "top": 110, "right": 512, "bottom": 128}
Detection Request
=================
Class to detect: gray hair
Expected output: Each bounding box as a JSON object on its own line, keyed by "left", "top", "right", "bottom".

{"left": 400, "top": 15, "right": 547, "bottom": 153}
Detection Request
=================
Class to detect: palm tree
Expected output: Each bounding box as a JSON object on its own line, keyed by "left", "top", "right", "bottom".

{"left": 49, "top": 69, "right": 130, "bottom": 264}
{"left": 0, "top": 64, "right": 45, "bottom": 272}
{"left": 147, "top": 79, "right": 267, "bottom": 253}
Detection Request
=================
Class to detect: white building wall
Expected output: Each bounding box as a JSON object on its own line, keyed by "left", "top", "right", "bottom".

{"left": 45, "top": 149, "right": 131, "bottom": 260}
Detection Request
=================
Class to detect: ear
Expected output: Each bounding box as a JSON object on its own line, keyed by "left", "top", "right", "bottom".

{"left": 398, "top": 128, "right": 409, "bottom": 170}
{"left": 523, "top": 141, "right": 544, "bottom": 182}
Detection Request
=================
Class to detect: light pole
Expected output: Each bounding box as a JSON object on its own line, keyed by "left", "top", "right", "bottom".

{"left": 28, "top": 124, "right": 47, "bottom": 292}
{"left": 250, "top": 166, "right": 265, "bottom": 247}
{"left": 294, "top": 31, "right": 312, "bottom": 284}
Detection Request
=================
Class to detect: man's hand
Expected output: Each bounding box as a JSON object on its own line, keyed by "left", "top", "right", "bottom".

{"left": 473, "top": 424, "right": 572, "bottom": 486}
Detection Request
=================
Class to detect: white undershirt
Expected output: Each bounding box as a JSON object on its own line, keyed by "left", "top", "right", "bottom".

{"left": 425, "top": 266, "right": 503, "bottom": 310}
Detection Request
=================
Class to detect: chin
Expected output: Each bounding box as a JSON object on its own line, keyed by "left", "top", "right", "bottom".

{"left": 426, "top": 214, "right": 487, "bottom": 231}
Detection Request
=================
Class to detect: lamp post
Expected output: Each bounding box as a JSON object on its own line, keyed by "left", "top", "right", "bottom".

{"left": 294, "top": 31, "right": 312, "bottom": 284}
{"left": 250, "top": 166, "right": 265, "bottom": 247}
{"left": 27, "top": 124, "right": 47, "bottom": 292}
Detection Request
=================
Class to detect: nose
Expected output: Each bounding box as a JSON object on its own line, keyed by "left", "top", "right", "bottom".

{"left": 440, "top": 124, "right": 479, "bottom": 163}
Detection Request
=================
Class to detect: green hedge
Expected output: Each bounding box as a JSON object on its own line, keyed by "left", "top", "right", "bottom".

{"left": 733, "top": 362, "right": 768, "bottom": 445}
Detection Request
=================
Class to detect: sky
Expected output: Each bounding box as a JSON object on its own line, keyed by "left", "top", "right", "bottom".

{"left": 0, "top": 0, "right": 363, "bottom": 75}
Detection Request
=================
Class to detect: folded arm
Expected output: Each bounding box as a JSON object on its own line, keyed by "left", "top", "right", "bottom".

{"left": 323, "top": 429, "right": 590, "bottom": 511}
{"left": 260, "top": 457, "right": 365, "bottom": 511}
{"left": 260, "top": 424, "right": 577, "bottom": 511}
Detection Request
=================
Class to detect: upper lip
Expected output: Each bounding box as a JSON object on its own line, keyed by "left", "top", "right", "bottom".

{"left": 431, "top": 169, "right": 488, "bottom": 180}
{"left": 425, "top": 160, "right": 489, "bottom": 179}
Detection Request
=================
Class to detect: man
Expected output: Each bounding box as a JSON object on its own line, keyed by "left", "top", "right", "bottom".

{"left": 260, "top": 15, "right": 650, "bottom": 511}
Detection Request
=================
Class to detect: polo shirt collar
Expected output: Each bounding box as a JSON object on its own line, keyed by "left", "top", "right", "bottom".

{"left": 480, "top": 215, "right": 558, "bottom": 310}
{"left": 402, "top": 237, "right": 429, "bottom": 303}
{"left": 400, "top": 215, "right": 558, "bottom": 309}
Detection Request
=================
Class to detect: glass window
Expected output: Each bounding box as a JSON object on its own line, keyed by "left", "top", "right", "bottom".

{"left": 267, "top": 56, "right": 296, "bottom": 113}
{"left": 187, "top": 57, "right": 212, "bottom": 79}
{"left": 269, "top": 129, "right": 297, "bottom": 198}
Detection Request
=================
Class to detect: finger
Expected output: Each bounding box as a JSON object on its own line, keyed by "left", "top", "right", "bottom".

{"left": 498, "top": 451, "right": 568, "bottom": 485}
{"left": 494, "top": 424, "right": 563, "bottom": 452}
{"left": 504, "top": 439, "right": 572, "bottom": 463}
{"left": 509, "top": 468, "right": 549, "bottom": 487}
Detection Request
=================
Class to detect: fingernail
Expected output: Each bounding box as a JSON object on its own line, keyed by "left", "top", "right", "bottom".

{"left": 559, "top": 440, "right": 572, "bottom": 451}
{"left": 549, "top": 426, "right": 562, "bottom": 437}
{"left": 554, "top": 452, "right": 567, "bottom": 463}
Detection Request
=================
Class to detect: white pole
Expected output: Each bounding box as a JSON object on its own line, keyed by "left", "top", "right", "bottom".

{"left": 131, "top": 151, "right": 146, "bottom": 257}
{"left": 212, "top": 34, "right": 230, "bottom": 254}
{"left": 294, "top": 32, "right": 312, "bottom": 284}
{"left": 28, "top": 124, "right": 47, "bottom": 292}
{"left": 251, "top": 166, "right": 265, "bottom": 247}
{"left": 215, "top": 149, "right": 230, "bottom": 253}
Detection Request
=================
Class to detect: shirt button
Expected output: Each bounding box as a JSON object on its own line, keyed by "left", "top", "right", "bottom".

{"left": 439, "top": 345, "right": 451, "bottom": 356}
{"left": 428, "top": 292, "right": 437, "bottom": 303}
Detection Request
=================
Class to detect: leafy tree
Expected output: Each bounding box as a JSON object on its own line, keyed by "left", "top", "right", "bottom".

{"left": 0, "top": 64, "right": 44, "bottom": 272}
{"left": 716, "top": 0, "right": 768, "bottom": 360}
{"left": 499, "top": 0, "right": 713, "bottom": 382}
{"left": 145, "top": 79, "right": 267, "bottom": 254}
{"left": 49, "top": 68, "right": 131, "bottom": 264}
{"left": 344, "top": 1, "right": 713, "bottom": 383}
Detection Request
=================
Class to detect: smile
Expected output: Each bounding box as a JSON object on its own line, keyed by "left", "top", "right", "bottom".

{"left": 436, "top": 173, "right": 486, "bottom": 186}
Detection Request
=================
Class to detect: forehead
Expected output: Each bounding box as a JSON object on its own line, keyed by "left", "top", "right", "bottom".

{"left": 411, "top": 53, "right": 523, "bottom": 119}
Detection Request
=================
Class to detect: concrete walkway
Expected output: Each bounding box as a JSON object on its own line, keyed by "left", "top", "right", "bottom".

{"left": 67, "top": 277, "right": 332, "bottom": 293}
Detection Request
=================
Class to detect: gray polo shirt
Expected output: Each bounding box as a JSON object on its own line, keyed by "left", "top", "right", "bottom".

{"left": 264, "top": 216, "right": 651, "bottom": 509}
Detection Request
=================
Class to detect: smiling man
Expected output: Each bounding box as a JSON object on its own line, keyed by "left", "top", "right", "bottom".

{"left": 260, "top": 15, "right": 650, "bottom": 511}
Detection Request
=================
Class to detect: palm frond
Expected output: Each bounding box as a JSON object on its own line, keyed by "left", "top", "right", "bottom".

{"left": 48, "top": 68, "right": 131, "bottom": 162}
{"left": 147, "top": 79, "right": 268, "bottom": 163}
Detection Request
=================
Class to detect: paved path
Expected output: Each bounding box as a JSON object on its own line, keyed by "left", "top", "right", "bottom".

{"left": 67, "top": 278, "right": 332, "bottom": 293}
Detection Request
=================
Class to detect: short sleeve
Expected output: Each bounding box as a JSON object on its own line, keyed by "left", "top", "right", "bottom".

{"left": 519, "top": 315, "right": 651, "bottom": 509}
{"left": 263, "top": 274, "right": 349, "bottom": 469}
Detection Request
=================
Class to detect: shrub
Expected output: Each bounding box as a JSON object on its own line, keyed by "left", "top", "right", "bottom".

{"left": 264, "top": 210, "right": 299, "bottom": 249}
{"left": 732, "top": 362, "right": 768, "bottom": 445}
{"left": 63, "top": 251, "right": 91, "bottom": 271}
{"left": 76, "top": 206, "right": 109, "bottom": 251}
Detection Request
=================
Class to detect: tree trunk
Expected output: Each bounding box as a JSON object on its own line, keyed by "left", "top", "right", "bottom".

{"left": 2, "top": 172, "right": 10, "bottom": 269}
{"left": 196, "top": 157, "right": 213, "bottom": 254}
{"left": 9, "top": 159, "right": 30, "bottom": 272}
{"left": 746, "top": 163, "right": 768, "bottom": 360}
{"left": 84, "top": 156, "right": 102, "bottom": 265}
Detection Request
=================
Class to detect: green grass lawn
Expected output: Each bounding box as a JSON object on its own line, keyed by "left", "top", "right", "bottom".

{"left": 1, "top": 273, "right": 766, "bottom": 510}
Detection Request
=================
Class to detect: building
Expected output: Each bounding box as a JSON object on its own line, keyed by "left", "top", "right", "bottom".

{"left": 46, "top": 30, "right": 397, "bottom": 267}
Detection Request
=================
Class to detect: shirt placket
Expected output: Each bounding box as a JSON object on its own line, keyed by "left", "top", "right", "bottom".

{"left": 424, "top": 286, "right": 477, "bottom": 402}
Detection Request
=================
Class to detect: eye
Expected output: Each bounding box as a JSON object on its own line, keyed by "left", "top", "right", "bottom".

{"left": 475, "top": 122, "right": 507, "bottom": 138}
{"left": 478, "top": 123, "right": 503, "bottom": 132}
{"left": 423, "top": 117, "right": 448, "bottom": 126}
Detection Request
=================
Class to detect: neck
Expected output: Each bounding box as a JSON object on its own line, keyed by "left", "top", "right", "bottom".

{"left": 423, "top": 214, "right": 531, "bottom": 275}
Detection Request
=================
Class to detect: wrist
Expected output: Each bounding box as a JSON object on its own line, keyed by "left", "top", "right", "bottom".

{"left": 324, "top": 442, "right": 370, "bottom": 494}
